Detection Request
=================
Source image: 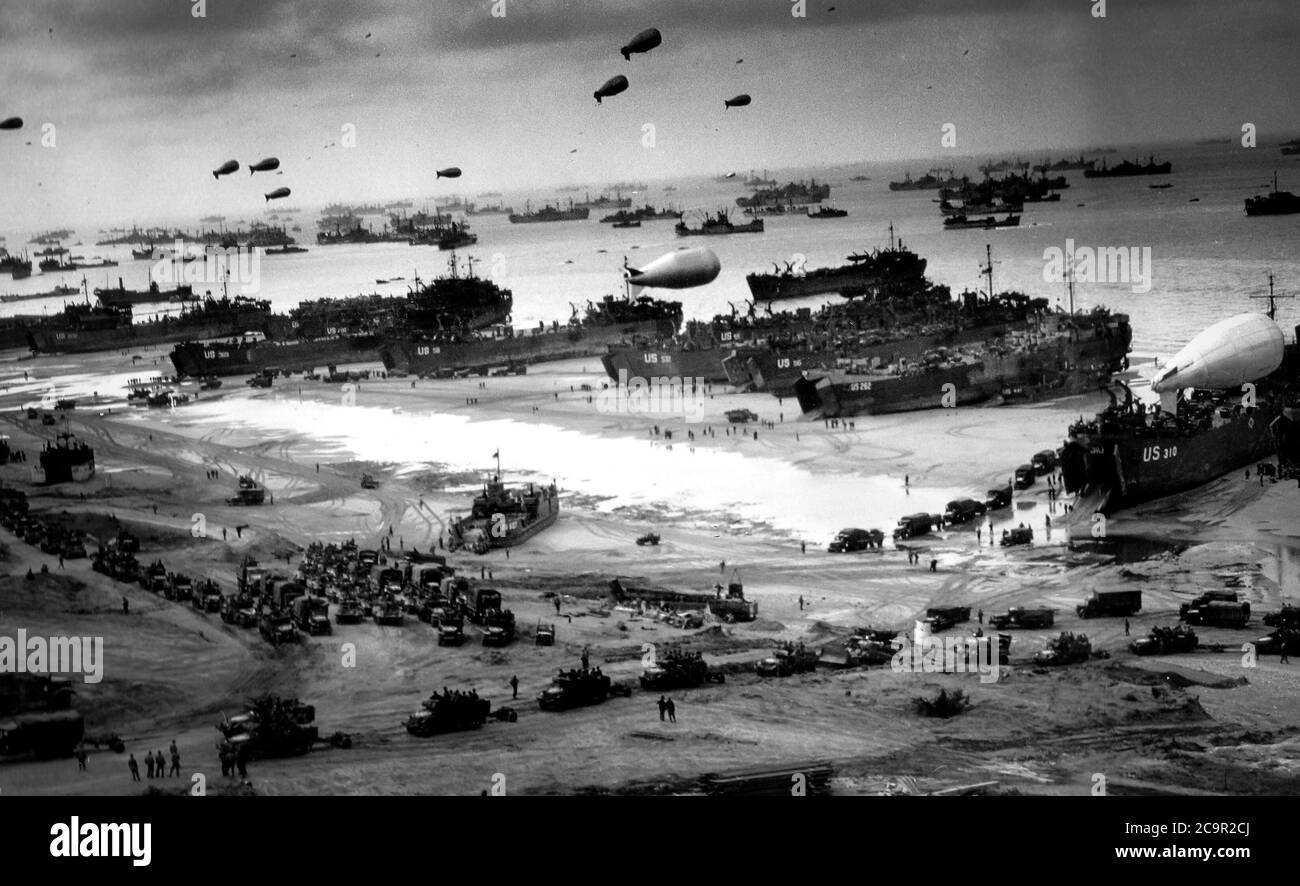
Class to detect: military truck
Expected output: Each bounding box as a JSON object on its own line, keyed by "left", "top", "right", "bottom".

{"left": 942, "top": 499, "right": 985, "bottom": 525}
{"left": 923, "top": 606, "right": 971, "bottom": 633}
{"left": 259, "top": 613, "right": 299, "bottom": 645}
{"left": 139, "top": 559, "right": 168, "bottom": 593}
{"left": 1131, "top": 625, "right": 1198, "bottom": 656}
{"left": 292, "top": 595, "right": 332, "bottom": 635}
{"left": 893, "top": 513, "right": 934, "bottom": 541}
{"left": 640, "top": 649, "right": 725, "bottom": 690}
{"left": 535, "top": 623, "right": 556, "bottom": 646}
{"left": 193, "top": 579, "right": 224, "bottom": 613}
{"left": 0, "top": 709, "right": 84, "bottom": 759}
{"left": 335, "top": 596, "right": 365, "bottom": 624}
{"left": 1182, "top": 600, "right": 1251, "bottom": 628}
{"left": 1263, "top": 605, "right": 1300, "bottom": 630}
{"left": 166, "top": 573, "right": 194, "bottom": 603}
{"left": 1032, "top": 632, "right": 1095, "bottom": 666}
{"left": 1013, "top": 464, "right": 1036, "bottom": 489}
{"left": 373, "top": 597, "right": 405, "bottom": 626}
{"left": 216, "top": 694, "right": 349, "bottom": 760}
{"left": 1000, "top": 526, "right": 1033, "bottom": 546}
{"left": 537, "top": 666, "right": 627, "bottom": 711}
{"left": 755, "top": 642, "right": 820, "bottom": 677}
{"left": 482, "top": 609, "right": 516, "bottom": 646}
{"left": 404, "top": 689, "right": 493, "bottom": 736}
{"left": 464, "top": 588, "right": 502, "bottom": 624}
{"left": 987, "top": 607, "right": 1055, "bottom": 629}
{"left": 438, "top": 612, "right": 466, "bottom": 646}
{"left": 1077, "top": 589, "right": 1142, "bottom": 619}
{"left": 828, "top": 527, "right": 884, "bottom": 552}
{"left": 985, "top": 484, "right": 1013, "bottom": 511}
{"left": 1031, "top": 449, "right": 1060, "bottom": 474}
{"left": 1252, "top": 629, "right": 1300, "bottom": 657}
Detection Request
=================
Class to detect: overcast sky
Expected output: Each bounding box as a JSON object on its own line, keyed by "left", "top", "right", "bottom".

{"left": 1, "top": 0, "right": 1297, "bottom": 233}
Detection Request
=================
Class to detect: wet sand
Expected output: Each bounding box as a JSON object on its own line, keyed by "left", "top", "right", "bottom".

{"left": 1, "top": 346, "right": 1297, "bottom": 796}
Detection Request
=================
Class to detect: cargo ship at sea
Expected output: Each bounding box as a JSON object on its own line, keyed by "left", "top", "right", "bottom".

{"left": 736, "top": 179, "right": 830, "bottom": 208}
{"left": 170, "top": 254, "right": 511, "bottom": 377}
{"left": 1060, "top": 281, "right": 1300, "bottom": 515}
{"left": 600, "top": 205, "right": 682, "bottom": 224}
{"left": 675, "top": 210, "right": 763, "bottom": 236}
{"left": 745, "top": 225, "right": 926, "bottom": 302}
{"left": 1083, "top": 155, "right": 1172, "bottom": 178}
{"left": 1244, "top": 172, "right": 1300, "bottom": 217}
{"left": 27, "top": 288, "right": 273, "bottom": 355}
{"left": 888, "top": 168, "right": 964, "bottom": 191}
{"left": 94, "top": 279, "right": 195, "bottom": 307}
{"left": 508, "top": 201, "right": 589, "bottom": 223}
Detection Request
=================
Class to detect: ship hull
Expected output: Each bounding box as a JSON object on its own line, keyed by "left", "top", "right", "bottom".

{"left": 171, "top": 335, "right": 386, "bottom": 377}
{"left": 601, "top": 343, "right": 730, "bottom": 384}
{"left": 1060, "top": 406, "right": 1280, "bottom": 510}
{"left": 792, "top": 325, "right": 1130, "bottom": 417}
{"left": 29, "top": 309, "right": 270, "bottom": 355}
{"left": 382, "top": 318, "right": 670, "bottom": 376}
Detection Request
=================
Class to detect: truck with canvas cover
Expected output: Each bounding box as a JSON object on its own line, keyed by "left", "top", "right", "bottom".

{"left": 988, "top": 607, "right": 1055, "bottom": 629}
{"left": 292, "top": 595, "right": 332, "bottom": 635}
{"left": 1130, "top": 625, "right": 1198, "bottom": 656}
{"left": 1077, "top": 589, "right": 1142, "bottom": 618}
{"left": 640, "top": 648, "right": 725, "bottom": 690}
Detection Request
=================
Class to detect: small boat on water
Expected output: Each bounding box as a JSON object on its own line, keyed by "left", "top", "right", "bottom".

{"left": 942, "top": 214, "right": 1021, "bottom": 230}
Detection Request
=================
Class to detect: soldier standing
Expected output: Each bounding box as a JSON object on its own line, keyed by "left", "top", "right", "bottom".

{"left": 169, "top": 746, "right": 181, "bottom": 777}
{"left": 657, "top": 696, "right": 667, "bottom": 721}
{"left": 509, "top": 675, "right": 519, "bottom": 699}
{"left": 144, "top": 750, "right": 155, "bottom": 779}
{"left": 128, "top": 754, "right": 140, "bottom": 782}
{"left": 75, "top": 743, "right": 87, "bottom": 771}
{"left": 122, "top": 596, "right": 129, "bottom": 615}
{"left": 666, "top": 698, "right": 676, "bottom": 723}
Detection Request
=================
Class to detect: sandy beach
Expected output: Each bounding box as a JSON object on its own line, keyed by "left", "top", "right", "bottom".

{"left": 1, "top": 345, "right": 1297, "bottom": 796}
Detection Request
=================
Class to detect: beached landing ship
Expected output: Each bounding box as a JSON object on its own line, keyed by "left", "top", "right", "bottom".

{"left": 28, "top": 291, "right": 273, "bottom": 355}
{"left": 171, "top": 254, "right": 511, "bottom": 377}
{"left": 382, "top": 291, "right": 682, "bottom": 378}
{"left": 447, "top": 472, "right": 560, "bottom": 554}
{"left": 32, "top": 433, "right": 95, "bottom": 485}
{"left": 1060, "top": 288, "right": 1300, "bottom": 515}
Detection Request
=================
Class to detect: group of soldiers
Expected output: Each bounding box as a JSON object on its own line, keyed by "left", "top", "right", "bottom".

{"left": 123, "top": 741, "right": 182, "bottom": 780}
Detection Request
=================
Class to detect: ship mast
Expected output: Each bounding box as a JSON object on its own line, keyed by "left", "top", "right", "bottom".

{"left": 981, "top": 244, "right": 993, "bottom": 300}
{"left": 1066, "top": 249, "right": 1076, "bottom": 317}
{"left": 1252, "top": 272, "right": 1293, "bottom": 323}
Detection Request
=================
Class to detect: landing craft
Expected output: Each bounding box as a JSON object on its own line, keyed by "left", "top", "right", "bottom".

{"left": 1151, "top": 312, "right": 1284, "bottom": 392}
{"left": 594, "top": 75, "right": 629, "bottom": 104}
{"left": 436, "top": 167, "right": 462, "bottom": 179}
{"left": 625, "top": 247, "right": 721, "bottom": 291}
{"left": 248, "top": 157, "right": 280, "bottom": 175}
{"left": 724, "top": 94, "right": 751, "bottom": 109}
{"left": 212, "top": 160, "right": 239, "bottom": 179}
{"left": 0, "top": 117, "right": 22, "bottom": 130}
{"left": 264, "top": 187, "right": 291, "bottom": 202}
{"left": 620, "top": 28, "right": 661, "bottom": 60}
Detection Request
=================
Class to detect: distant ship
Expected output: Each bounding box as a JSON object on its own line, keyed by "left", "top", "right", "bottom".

{"left": 943, "top": 214, "right": 1021, "bottom": 230}
{"left": 0, "top": 249, "right": 32, "bottom": 279}
{"left": 599, "top": 205, "right": 682, "bottom": 224}
{"left": 574, "top": 192, "right": 632, "bottom": 211}
{"left": 466, "top": 203, "right": 513, "bottom": 215}
{"left": 508, "top": 201, "right": 590, "bottom": 223}
{"left": 1033, "top": 155, "right": 1095, "bottom": 173}
{"left": 1279, "top": 139, "right": 1300, "bottom": 156}
{"left": 745, "top": 225, "right": 926, "bottom": 302}
{"left": 736, "top": 179, "right": 830, "bottom": 208}
{"left": 1244, "top": 172, "right": 1300, "bottom": 216}
{"left": 1083, "top": 155, "right": 1172, "bottom": 177}
{"left": 675, "top": 210, "right": 764, "bottom": 236}
{"left": 888, "top": 168, "right": 963, "bottom": 191}
{"left": 807, "top": 206, "right": 848, "bottom": 219}
{"left": 1061, "top": 282, "right": 1300, "bottom": 515}
{"left": 94, "top": 279, "right": 195, "bottom": 307}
